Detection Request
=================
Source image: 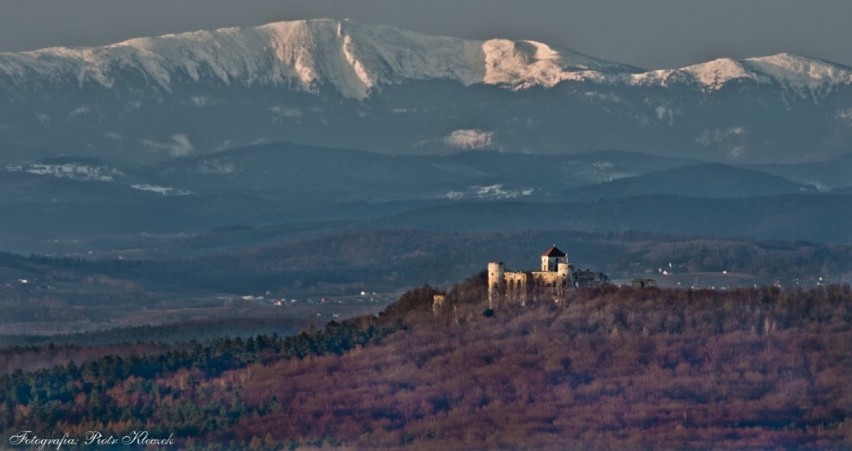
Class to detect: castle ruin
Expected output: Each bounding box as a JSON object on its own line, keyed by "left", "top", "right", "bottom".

{"left": 488, "top": 245, "right": 577, "bottom": 307}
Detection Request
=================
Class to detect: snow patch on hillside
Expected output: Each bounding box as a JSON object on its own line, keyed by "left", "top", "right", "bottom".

{"left": 696, "top": 127, "right": 749, "bottom": 146}
{"left": 5, "top": 162, "right": 123, "bottom": 182}
{"left": 130, "top": 184, "right": 192, "bottom": 196}
{"left": 444, "top": 129, "right": 494, "bottom": 150}
{"left": 196, "top": 159, "right": 238, "bottom": 174}
{"left": 142, "top": 134, "right": 194, "bottom": 157}
{"left": 445, "top": 184, "right": 534, "bottom": 200}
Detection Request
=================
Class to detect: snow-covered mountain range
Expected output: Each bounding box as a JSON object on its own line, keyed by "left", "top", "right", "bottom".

{"left": 0, "top": 19, "right": 850, "bottom": 164}
{"left": 0, "top": 19, "right": 632, "bottom": 99}
{"left": 3, "top": 19, "right": 849, "bottom": 98}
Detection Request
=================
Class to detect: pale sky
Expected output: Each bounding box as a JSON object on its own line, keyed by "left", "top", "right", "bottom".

{"left": 0, "top": 0, "right": 850, "bottom": 69}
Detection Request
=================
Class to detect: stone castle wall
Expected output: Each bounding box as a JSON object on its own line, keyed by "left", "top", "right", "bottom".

{"left": 488, "top": 261, "right": 572, "bottom": 306}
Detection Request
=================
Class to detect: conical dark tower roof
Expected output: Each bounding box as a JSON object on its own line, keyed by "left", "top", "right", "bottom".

{"left": 541, "top": 245, "right": 566, "bottom": 257}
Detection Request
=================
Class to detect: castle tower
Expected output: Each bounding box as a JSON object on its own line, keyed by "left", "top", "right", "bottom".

{"left": 487, "top": 261, "right": 504, "bottom": 307}
{"left": 558, "top": 262, "right": 571, "bottom": 286}
{"left": 541, "top": 245, "right": 567, "bottom": 272}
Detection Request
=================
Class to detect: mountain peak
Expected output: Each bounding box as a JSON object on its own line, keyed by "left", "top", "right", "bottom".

{"left": 631, "top": 52, "right": 852, "bottom": 94}
{"left": 743, "top": 52, "right": 852, "bottom": 92}
{"left": 681, "top": 57, "right": 758, "bottom": 89}
{"left": 481, "top": 39, "right": 640, "bottom": 89}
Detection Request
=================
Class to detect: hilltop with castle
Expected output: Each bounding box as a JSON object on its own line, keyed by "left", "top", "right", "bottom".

{"left": 487, "top": 245, "right": 608, "bottom": 306}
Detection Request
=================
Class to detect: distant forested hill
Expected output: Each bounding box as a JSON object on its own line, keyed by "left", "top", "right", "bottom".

{"left": 1, "top": 281, "right": 850, "bottom": 448}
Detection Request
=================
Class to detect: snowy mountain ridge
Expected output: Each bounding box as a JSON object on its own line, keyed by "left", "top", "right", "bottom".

{"left": 0, "top": 19, "right": 634, "bottom": 99}
{"left": 631, "top": 53, "right": 852, "bottom": 95}
{"left": 3, "top": 18, "right": 847, "bottom": 99}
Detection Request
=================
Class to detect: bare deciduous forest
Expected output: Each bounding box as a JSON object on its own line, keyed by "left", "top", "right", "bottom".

{"left": 1, "top": 276, "right": 850, "bottom": 449}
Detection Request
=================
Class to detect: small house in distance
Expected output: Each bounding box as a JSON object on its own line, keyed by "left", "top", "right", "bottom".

{"left": 487, "top": 245, "right": 608, "bottom": 306}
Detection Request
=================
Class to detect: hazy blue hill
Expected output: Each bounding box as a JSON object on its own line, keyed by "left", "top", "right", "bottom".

{"left": 565, "top": 163, "right": 814, "bottom": 199}
{"left": 0, "top": 170, "right": 138, "bottom": 203}
{"left": 0, "top": 143, "right": 847, "bottom": 253}
{"left": 410, "top": 149, "right": 695, "bottom": 190}
{"left": 380, "top": 194, "right": 852, "bottom": 244}
{"left": 0, "top": 171, "right": 289, "bottom": 253}
{"left": 153, "top": 143, "right": 424, "bottom": 201}
{"left": 149, "top": 143, "right": 696, "bottom": 203}
{"left": 755, "top": 152, "right": 852, "bottom": 190}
